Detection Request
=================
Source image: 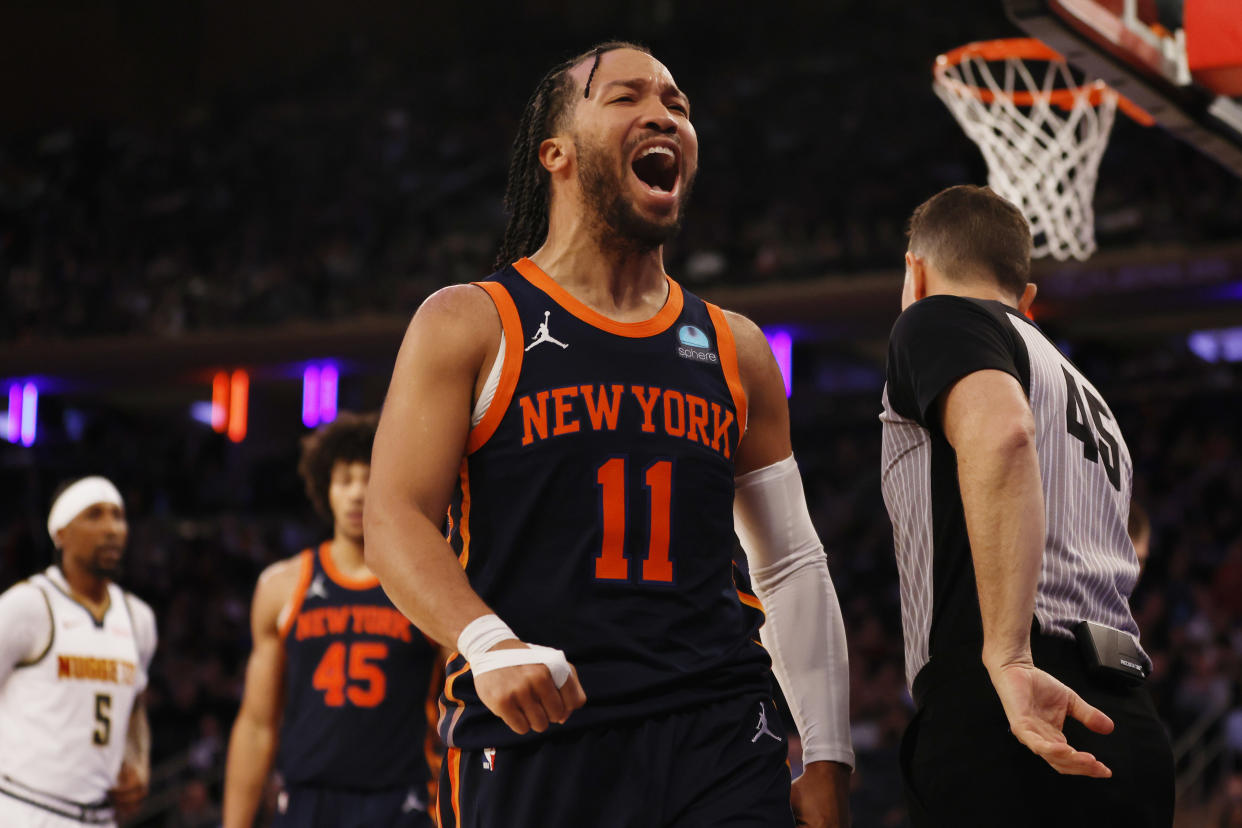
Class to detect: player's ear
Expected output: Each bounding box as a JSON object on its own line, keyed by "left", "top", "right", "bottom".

{"left": 1017, "top": 282, "right": 1038, "bottom": 315}
{"left": 539, "top": 136, "right": 572, "bottom": 176}
{"left": 902, "top": 252, "right": 927, "bottom": 309}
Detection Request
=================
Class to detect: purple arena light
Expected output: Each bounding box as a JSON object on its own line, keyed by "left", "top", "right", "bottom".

{"left": 303, "top": 365, "right": 321, "bottom": 428}
{"left": 1188, "top": 326, "right": 1242, "bottom": 363}
{"left": 6, "top": 384, "right": 20, "bottom": 443}
{"left": 20, "top": 383, "right": 37, "bottom": 446}
{"left": 763, "top": 328, "right": 794, "bottom": 398}
{"left": 318, "top": 363, "right": 338, "bottom": 425}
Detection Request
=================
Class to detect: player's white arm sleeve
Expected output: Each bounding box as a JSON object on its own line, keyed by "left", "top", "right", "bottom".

{"left": 0, "top": 583, "right": 54, "bottom": 687}
{"left": 734, "top": 454, "right": 854, "bottom": 769}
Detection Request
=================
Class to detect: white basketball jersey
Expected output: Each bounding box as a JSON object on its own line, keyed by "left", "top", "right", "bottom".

{"left": 0, "top": 568, "right": 155, "bottom": 804}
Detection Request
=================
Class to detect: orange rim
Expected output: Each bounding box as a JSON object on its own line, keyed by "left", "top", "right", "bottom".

{"left": 934, "top": 37, "right": 1155, "bottom": 126}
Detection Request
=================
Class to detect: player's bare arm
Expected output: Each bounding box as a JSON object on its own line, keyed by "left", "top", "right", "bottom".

{"left": 222, "top": 556, "right": 299, "bottom": 828}
{"left": 366, "top": 284, "right": 586, "bottom": 736}
{"left": 727, "top": 310, "right": 852, "bottom": 828}
{"left": 109, "top": 692, "right": 150, "bottom": 819}
{"left": 939, "top": 368, "right": 1115, "bottom": 779}
{"left": 728, "top": 311, "right": 792, "bottom": 476}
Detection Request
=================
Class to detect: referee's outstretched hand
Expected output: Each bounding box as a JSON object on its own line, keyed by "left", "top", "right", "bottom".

{"left": 988, "top": 661, "right": 1115, "bottom": 777}
{"left": 475, "top": 640, "right": 588, "bottom": 735}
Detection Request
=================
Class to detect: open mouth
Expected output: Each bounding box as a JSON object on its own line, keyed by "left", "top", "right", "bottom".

{"left": 631, "top": 145, "right": 679, "bottom": 194}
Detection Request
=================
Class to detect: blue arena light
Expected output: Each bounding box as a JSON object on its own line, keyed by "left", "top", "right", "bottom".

{"left": 189, "top": 401, "right": 216, "bottom": 427}
{"left": 1210, "top": 281, "right": 1242, "bottom": 302}
{"left": 20, "top": 383, "right": 37, "bottom": 446}
{"left": 763, "top": 328, "right": 794, "bottom": 398}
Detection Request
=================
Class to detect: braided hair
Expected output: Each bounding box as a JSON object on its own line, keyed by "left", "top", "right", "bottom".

{"left": 494, "top": 41, "right": 651, "bottom": 269}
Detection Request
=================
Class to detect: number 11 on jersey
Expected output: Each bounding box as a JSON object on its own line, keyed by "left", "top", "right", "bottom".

{"left": 595, "top": 458, "right": 674, "bottom": 583}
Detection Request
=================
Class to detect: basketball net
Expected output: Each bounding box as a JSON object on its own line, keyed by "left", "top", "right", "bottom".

{"left": 933, "top": 39, "right": 1148, "bottom": 262}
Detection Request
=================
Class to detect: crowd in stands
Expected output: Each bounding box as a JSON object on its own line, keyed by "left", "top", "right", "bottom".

{"left": 3, "top": 14, "right": 1241, "bottom": 343}
{"left": 2, "top": 343, "right": 1240, "bottom": 825}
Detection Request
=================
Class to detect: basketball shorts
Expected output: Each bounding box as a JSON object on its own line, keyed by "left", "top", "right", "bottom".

{"left": 437, "top": 692, "right": 793, "bottom": 828}
{"left": 901, "top": 634, "right": 1174, "bottom": 828}
{"left": 273, "top": 782, "right": 434, "bottom": 828}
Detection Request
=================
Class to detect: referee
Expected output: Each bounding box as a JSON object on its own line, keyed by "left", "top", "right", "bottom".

{"left": 879, "top": 185, "right": 1173, "bottom": 827}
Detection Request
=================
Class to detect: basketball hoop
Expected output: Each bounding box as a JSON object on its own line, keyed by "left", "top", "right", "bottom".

{"left": 933, "top": 38, "right": 1153, "bottom": 261}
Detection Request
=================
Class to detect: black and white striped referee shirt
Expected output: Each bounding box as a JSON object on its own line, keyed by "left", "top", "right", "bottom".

{"left": 879, "top": 295, "right": 1146, "bottom": 691}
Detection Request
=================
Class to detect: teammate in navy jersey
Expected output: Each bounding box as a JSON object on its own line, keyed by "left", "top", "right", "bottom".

{"left": 223, "top": 413, "right": 442, "bottom": 828}
{"left": 367, "top": 43, "right": 853, "bottom": 828}
{"left": 881, "top": 186, "right": 1172, "bottom": 826}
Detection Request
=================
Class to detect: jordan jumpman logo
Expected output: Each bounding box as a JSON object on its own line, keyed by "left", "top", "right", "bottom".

{"left": 526, "top": 311, "right": 569, "bottom": 351}
{"left": 751, "top": 701, "right": 783, "bottom": 743}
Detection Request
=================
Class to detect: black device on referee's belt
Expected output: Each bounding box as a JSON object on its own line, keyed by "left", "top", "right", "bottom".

{"left": 1073, "top": 621, "right": 1149, "bottom": 686}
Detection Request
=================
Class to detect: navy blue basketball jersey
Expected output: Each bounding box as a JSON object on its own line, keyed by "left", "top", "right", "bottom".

{"left": 440, "top": 258, "right": 771, "bottom": 750}
{"left": 278, "top": 543, "right": 442, "bottom": 793}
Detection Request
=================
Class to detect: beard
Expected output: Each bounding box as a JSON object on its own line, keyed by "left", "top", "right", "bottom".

{"left": 88, "top": 548, "right": 123, "bottom": 579}
{"left": 575, "top": 135, "right": 695, "bottom": 254}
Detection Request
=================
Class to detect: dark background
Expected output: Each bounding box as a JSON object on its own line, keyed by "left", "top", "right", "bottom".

{"left": 2, "top": 2, "right": 1241, "bottom": 825}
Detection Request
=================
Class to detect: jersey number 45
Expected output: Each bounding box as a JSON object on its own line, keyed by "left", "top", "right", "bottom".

{"left": 312, "top": 642, "right": 387, "bottom": 707}
{"left": 1062, "top": 367, "right": 1122, "bottom": 492}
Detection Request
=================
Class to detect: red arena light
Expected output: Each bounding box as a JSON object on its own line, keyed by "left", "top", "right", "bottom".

{"left": 211, "top": 372, "right": 229, "bottom": 433}
{"left": 228, "top": 370, "right": 249, "bottom": 443}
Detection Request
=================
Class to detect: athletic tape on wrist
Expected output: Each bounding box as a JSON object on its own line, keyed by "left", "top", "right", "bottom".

{"left": 458, "top": 614, "right": 518, "bottom": 662}
{"left": 470, "top": 645, "right": 571, "bottom": 689}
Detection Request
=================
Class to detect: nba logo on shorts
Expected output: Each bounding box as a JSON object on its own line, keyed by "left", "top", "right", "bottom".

{"left": 482, "top": 747, "right": 496, "bottom": 771}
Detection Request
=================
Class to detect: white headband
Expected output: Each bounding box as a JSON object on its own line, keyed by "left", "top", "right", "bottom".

{"left": 47, "top": 477, "right": 124, "bottom": 542}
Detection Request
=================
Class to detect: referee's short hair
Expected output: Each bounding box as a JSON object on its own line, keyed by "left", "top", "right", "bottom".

{"left": 907, "top": 185, "right": 1033, "bottom": 298}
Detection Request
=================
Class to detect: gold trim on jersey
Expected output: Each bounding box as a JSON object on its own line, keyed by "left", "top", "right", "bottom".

{"left": 43, "top": 569, "right": 112, "bottom": 628}
{"left": 15, "top": 582, "right": 54, "bottom": 669}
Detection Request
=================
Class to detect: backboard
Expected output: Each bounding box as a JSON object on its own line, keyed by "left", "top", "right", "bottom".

{"left": 1004, "top": 0, "right": 1242, "bottom": 177}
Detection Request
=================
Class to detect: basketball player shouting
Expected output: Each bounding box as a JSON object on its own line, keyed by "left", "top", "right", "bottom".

{"left": 0, "top": 476, "right": 156, "bottom": 827}
{"left": 224, "top": 413, "right": 442, "bottom": 828}
{"left": 366, "top": 43, "right": 853, "bottom": 827}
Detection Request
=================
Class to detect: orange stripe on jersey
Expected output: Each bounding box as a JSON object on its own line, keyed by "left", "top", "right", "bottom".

{"left": 457, "top": 462, "right": 472, "bottom": 571}
{"left": 737, "top": 589, "right": 765, "bottom": 615}
{"left": 447, "top": 747, "right": 463, "bottom": 827}
{"left": 424, "top": 656, "right": 446, "bottom": 821}
{"left": 318, "top": 541, "right": 380, "bottom": 590}
{"left": 705, "top": 302, "right": 748, "bottom": 441}
{"left": 467, "top": 281, "right": 524, "bottom": 455}
{"left": 440, "top": 655, "right": 471, "bottom": 748}
{"left": 512, "top": 257, "right": 685, "bottom": 338}
{"left": 277, "top": 549, "right": 315, "bottom": 640}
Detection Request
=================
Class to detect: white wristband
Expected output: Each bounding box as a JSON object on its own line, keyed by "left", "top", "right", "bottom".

{"left": 457, "top": 614, "right": 518, "bottom": 662}
{"left": 471, "top": 644, "right": 572, "bottom": 689}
